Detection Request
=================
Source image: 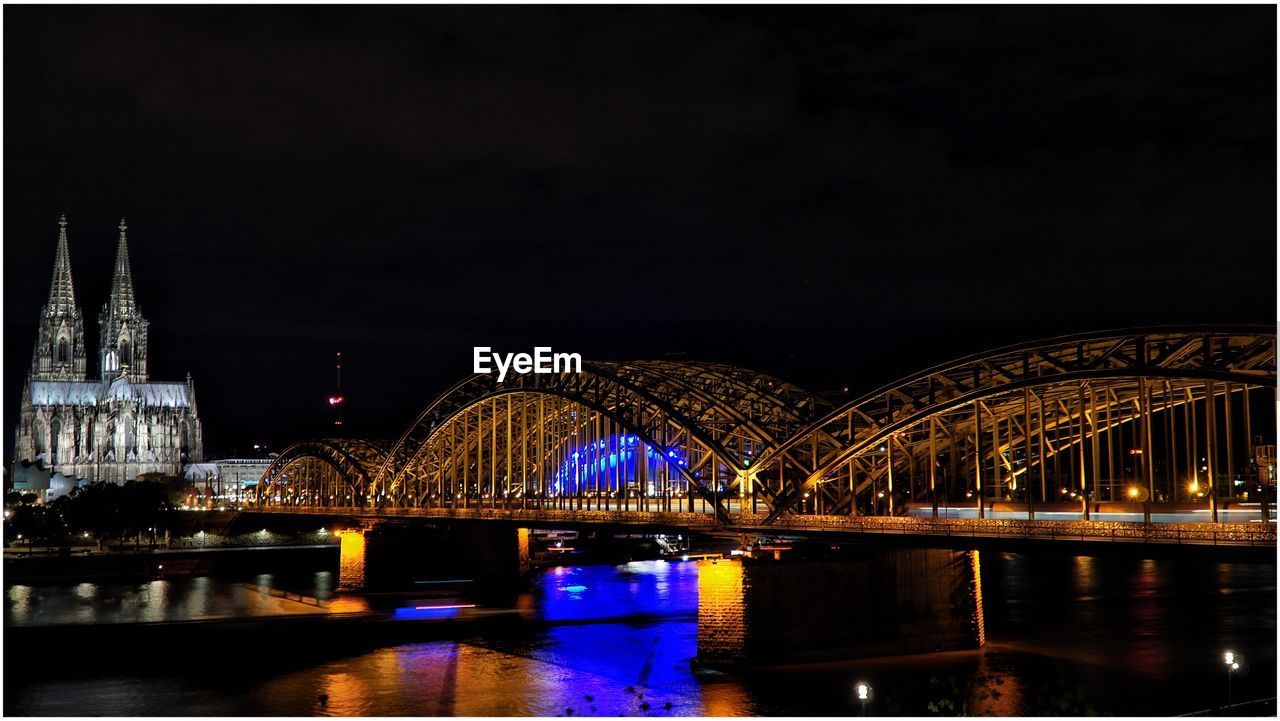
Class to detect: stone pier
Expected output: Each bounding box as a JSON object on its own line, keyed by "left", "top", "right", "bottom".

{"left": 336, "top": 528, "right": 369, "bottom": 592}
{"left": 336, "top": 521, "right": 529, "bottom": 592}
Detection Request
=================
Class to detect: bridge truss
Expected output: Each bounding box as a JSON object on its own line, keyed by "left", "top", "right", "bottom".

{"left": 256, "top": 326, "right": 1276, "bottom": 526}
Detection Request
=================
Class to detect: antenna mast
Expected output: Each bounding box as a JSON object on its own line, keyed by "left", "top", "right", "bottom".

{"left": 329, "top": 352, "right": 345, "bottom": 429}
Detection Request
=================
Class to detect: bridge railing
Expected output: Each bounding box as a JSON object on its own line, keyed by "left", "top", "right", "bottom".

{"left": 249, "top": 505, "right": 716, "bottom": 529}
{"left": 245, "top": 506, "right": 1275, "bottom": 546}
{"left": 740, "top": 514, "right": 1277, "bottom": 546}
{"left": 381, "top": 506, "right": 718, "bottom": 528}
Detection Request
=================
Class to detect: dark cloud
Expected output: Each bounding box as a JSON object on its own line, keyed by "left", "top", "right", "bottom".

{"left": 5, "top": 5, "right": 1275, "bottom": 455}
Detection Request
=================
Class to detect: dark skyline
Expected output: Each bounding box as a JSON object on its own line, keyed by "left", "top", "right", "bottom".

{"left": 5, "top": 5, "right": 1275, "bottom": 456}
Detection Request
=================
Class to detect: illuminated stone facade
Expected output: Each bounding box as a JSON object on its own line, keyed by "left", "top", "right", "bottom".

{"left": 337, "top": 529, "right": 368, "bottom": 591}
{"left": 13, "top": 217, "right": 203, "bottom": 486}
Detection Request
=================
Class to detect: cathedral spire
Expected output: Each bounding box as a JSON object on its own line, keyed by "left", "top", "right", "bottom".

{"left": 107, "top": 218, "right": 138, "bottom": 316}
{"left": 46, "top": 214, "right": 78, "bottom": 316}
{"left": 31, "top": 214, "right": 87, "bottom": 381}
{"left": 99, "top": 217, "right": 149, "bottom": 382}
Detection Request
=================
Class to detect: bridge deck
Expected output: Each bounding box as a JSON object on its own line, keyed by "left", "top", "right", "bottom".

{"left": 247, "top": 507, "right": 1276, "bottom": 548}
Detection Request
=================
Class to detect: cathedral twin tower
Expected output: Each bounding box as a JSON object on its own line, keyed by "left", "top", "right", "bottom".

{"left": 15, "top": 216, "right": 203, "bottom": 487}
{"left": 32, "top": 216, "right": 149, "bottom": 383}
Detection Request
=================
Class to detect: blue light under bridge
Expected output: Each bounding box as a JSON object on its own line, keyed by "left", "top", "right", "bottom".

{"left": 552, "top": 434, "right": 688, "bottom": 497}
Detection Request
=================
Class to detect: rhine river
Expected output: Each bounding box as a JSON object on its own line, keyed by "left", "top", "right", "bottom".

{"left": 5, "top": 551, "right": 1275, "bottom": 716}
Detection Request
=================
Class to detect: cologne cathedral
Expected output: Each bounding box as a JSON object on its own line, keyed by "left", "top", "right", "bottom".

{"left": 13, "top": 216, "right": 203, "bottom": 485}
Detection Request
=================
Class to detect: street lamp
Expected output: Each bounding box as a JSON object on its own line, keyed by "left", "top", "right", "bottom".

{"left": 855, "top": 682, "right": 871, "bottom": 716}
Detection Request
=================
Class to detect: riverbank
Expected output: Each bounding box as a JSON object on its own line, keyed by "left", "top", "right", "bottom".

{"left": 3, "top": 544, "right": 338, "bottom": 584}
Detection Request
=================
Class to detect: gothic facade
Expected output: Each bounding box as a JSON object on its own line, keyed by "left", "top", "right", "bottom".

{"left": 13, "top": 216, "right": 203, "bottom": 485}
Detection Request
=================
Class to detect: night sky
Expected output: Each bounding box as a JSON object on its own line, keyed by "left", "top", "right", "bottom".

{"left": 4, "top": 5, "right": 1275, "bottom": 457}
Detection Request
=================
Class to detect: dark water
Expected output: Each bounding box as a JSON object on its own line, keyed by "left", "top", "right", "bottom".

{"left": 5, "top": 553, "right": 1276, "bottom": 716}
{"left": 5, "top": 572, "right": 337, "bottom": 625}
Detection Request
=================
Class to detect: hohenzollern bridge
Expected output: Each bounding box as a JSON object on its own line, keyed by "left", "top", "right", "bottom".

{"left": 255, "top": 325, "right": 1277, "bottom": 547}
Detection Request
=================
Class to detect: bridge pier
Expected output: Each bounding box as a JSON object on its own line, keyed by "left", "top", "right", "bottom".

{"left": 336, "top": 528, "right": 370, "bottom": 592}
{"left": 696, "top": 547, "right": 984, "bottom": 667}
{"left": 336, "top": 521, "right": 530, "bottom": 593}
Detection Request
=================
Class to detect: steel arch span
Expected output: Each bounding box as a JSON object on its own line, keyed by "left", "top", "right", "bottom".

{"left": 256, "top": 326, "right": 1276, "bottom": 526}
{"left": 358, "top": 361, "right": 831, "bottom": 522}
{"left": 257, "top": 438, "right": 390, "bottom": 508}
{"left": 754, "top": 325, "right": 1276, "bottom": 523}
